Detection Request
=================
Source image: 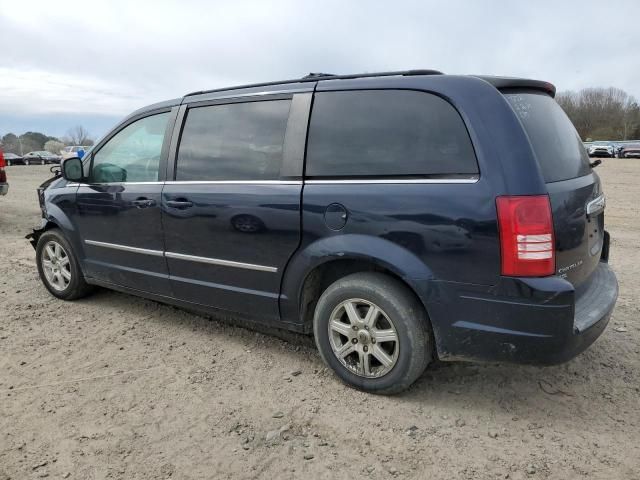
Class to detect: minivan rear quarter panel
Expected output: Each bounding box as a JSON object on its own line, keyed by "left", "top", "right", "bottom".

{"left": 282, "top": 77, "right": 551, "bottom": 326}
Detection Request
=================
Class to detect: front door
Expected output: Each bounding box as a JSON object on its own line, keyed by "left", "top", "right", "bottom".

{"left": 74, "top": 111, "right": 174, "bottom": 295}
{"left": 162, "top": 95, "right": 309, "bottom": 320}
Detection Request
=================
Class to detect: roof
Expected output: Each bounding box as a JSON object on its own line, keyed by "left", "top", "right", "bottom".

{"left": 182, "top": 70, "right": 556, "bottom": 100}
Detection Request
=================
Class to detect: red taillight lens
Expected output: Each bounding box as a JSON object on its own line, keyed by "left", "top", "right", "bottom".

{"left": 496, "top": 195, "right": 555, "bottom": 277}
{"left": 0, "top": 150, "right": 5, "bottom": 168}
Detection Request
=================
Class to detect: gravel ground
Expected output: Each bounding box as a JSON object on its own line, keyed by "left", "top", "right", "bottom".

{"left": 1, "top": 161, "right": 638, "bottom": 480}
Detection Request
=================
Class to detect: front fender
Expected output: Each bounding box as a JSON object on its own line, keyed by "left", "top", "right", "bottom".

{"left": 279, "top": 234, "right": 436, "bottom": 325}
{"left": 26, "top": 184, "right": 79, "bottom": 251}
{"left": 25, "top": 207, "right": 76, "bottom": 250}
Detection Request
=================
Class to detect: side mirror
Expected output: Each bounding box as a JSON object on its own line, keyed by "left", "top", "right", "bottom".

{"left": 61, "top": 157, "right": 84, "bottom": 182}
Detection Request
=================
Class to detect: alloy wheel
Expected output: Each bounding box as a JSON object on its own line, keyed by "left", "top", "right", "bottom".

{"left": 41, "top": 241, "right": 72, "bottom": 291}
{"left": 328, "top": 298, "right": 400, "bottom": 378}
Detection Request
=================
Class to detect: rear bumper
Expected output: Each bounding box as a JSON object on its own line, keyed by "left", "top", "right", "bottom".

{"left": 428, "top": 261, "right": 617, "bottom": 365}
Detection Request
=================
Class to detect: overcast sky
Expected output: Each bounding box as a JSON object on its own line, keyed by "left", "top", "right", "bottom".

{"left": 1, "top": 0, "right": 639, "bottom": 139}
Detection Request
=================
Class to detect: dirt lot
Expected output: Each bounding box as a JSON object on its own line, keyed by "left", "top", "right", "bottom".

{"left": 0, "top": 161, "right": 638, "bottom": 480}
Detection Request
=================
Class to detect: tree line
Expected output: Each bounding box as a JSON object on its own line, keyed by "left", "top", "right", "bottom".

{"left": 556, "top": 87, "right": 640, "bottom": 141}
{"left": 0, "top": 126, "right": 94, "bottom": 155}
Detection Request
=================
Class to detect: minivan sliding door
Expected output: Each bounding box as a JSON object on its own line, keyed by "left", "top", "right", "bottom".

{"left": 162, "top": 94, "right": 310, "bottom": 321}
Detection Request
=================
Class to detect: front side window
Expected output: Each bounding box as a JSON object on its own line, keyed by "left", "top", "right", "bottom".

{"left": 90, "top": 112, "right": 170, "bottom": 183}
{"left": 306, "top": 90, "right": 478, "bottom": 178}
{"left": 176, "top": 100, "right": 291, "bottom": 181}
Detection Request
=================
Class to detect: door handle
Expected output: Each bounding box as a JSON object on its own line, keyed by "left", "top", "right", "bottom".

{"left": 132, "top": 198, "right": 156, "bottom": 208}
{"left": 166, "top": 200, "right": 194, "bottom": 209}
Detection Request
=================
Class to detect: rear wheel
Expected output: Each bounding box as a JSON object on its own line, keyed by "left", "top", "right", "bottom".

{"left": 313, "top": 272, "right": 432, "bottom": 394}
{"left": 36, "top": 229, "right": 93, "bottom": 300}
{"left": 6, "top": 159, "right": 11, "bottom": 166}
{"left": 40, "top": 158, "right": 45, "bottom": 165}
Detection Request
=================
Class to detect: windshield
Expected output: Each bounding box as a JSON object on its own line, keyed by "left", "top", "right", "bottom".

{"left": 505, "top": 91, "right": 591, "bottom": 183}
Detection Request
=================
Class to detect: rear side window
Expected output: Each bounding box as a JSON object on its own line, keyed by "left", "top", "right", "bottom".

{"left": 305, "top": 90, "right": 478, "bottom": 178}
{"left": 176, "top": 100, "right": 291, "bottom": 181}
{"left": 504, "top": 91, "right": 590, "bottom": 183}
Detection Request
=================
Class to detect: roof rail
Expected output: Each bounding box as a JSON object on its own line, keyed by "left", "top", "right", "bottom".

{"left": 184, "top": 69, "right": 444, "bottom": 98}
{"left": 302, "top": 72, "right": 337, "bottom": 79}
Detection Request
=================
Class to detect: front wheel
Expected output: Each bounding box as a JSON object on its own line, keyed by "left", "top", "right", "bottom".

{"left": 24, "top": 159, "right": 30, "bottom": 166}
{"left": 36, "top": 229, "right": 93, "bottom": 300}
{"left": 313, "top": 272, "right": 432, "bottom": 394}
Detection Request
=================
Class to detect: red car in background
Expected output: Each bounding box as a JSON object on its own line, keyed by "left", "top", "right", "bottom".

{"left": 0, "top": 149, "right": 9, "bottom": 196}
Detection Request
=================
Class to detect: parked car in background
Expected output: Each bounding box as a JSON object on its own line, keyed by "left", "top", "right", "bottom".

{"left": 613, "top": 143, "right": 625, "bottom": 158}
{"left": 23, "top": 151, "right": 61, "bottom": 165}
{"left": 618, "top": 143, "right": 640, "bottom": 158}
{"left": 61, "top": 146, "right": 91, "bottom": 160}
{"left": 587, "top": 142, "right": 615, "bottom": 157}
{"left": 3, "top": 152, "right": 25, "bottom": 166}
{"left": 0, "top": 149, "right": 8, "bottom": 196}
{"left": 28, "top": 70, "right": 618, "bottom": 394}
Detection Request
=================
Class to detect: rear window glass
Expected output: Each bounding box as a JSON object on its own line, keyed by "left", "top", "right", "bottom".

{"left": 306, "top": 90, "right": 478, "bottom": 178}
{"left": 504, "top": 91, "right": 590, "bottom": 183}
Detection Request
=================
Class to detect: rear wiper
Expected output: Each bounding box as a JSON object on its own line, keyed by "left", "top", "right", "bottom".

{"left": 590, "top": 159, "right": 602, "bottom": 168}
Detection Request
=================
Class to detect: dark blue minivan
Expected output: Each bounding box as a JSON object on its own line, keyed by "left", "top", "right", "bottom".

{"left": 28, "top": 70, "right": 618, "bottom": 393}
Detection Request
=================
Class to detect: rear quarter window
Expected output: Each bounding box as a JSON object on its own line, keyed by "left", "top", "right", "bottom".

{"left": 305, "top": 90, "right": 478, "bottom": 178}
{"left": 504, "top": 91, "right": 591, "bottom": 183}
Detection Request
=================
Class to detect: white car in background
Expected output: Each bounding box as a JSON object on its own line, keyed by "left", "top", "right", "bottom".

{"left": 587, "top": 142, "right": 615, "bottom": 158}
{"left": 61, "top": 146, "right": 91, "bottom": 160}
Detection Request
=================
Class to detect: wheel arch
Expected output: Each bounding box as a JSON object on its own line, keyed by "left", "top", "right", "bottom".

{"left": 27, "top": 208, "right": 76, "bottom": 250}
{"left": 279, "top": 234, "right": 435, "bottom": 333}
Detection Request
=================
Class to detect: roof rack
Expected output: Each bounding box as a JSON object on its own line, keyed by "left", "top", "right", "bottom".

{"left": 184, "top": 69, "right": 444, "bottom": 98}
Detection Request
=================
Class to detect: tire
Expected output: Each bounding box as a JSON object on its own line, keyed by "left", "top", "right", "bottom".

{"left": 6, "top": 159, "right": 11, "bottom": 166}
{"left": 313, "top": 272, "right": 432, "bottom": 394}
{"left": 24, "top": 159, "right": 30, "bottom": 166}
{"left": 40, "top": 158, "right": 45, "bottom": 165}
{"left": 36, "top": 229, "right": 93, "bottom": 300}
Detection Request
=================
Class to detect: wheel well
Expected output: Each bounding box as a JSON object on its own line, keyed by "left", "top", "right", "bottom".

{"left": 299, "top": 259, "right": 426, "bottom": 333}
{"left": 29, "top": 220, "right": 60, "bottom": 248}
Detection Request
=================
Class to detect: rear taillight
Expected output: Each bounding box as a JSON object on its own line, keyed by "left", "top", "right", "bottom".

{"left": 496, "top": 195, "right": 555, "bottom": 277}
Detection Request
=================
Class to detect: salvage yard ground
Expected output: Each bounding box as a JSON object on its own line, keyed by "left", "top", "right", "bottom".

{"left": 1, "top": 161, "right": 639, "bottom": 479}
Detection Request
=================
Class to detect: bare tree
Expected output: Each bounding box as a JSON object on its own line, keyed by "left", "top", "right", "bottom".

{"left": 556, "top": 87, "right": 640, "bottom": 140}
{"left": 65, "top": 125, "right": 93, "bottom": 146}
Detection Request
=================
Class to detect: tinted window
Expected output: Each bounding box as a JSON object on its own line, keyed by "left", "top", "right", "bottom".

{"left": 505, "top": 92, "right": 590, "bottom": 182}
{"left": 306, "top": 90, "right": 478, "bottom": 178}
{"left": 91, "top": 112, "right": 169, "bottom": 183}
{"left": 176, "top": 100, "right": 291, "bottom": 181}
